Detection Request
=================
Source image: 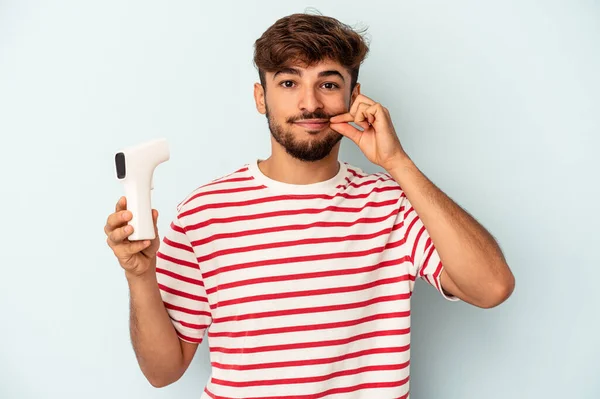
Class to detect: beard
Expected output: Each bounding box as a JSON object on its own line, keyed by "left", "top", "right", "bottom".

{"left": 266, "top": 105, "right": 343, "bottom": 162}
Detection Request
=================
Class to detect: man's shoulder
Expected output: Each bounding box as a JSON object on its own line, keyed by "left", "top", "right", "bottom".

{"left": 342, "top": 162, "right": 402, "bottom": 191}
{"left": 175, "top": 161, "right": 257, "bottom": 214}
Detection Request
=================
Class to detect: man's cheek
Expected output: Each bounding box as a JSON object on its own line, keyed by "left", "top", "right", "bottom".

{"left": 329, "top": 108, "right": 347, "bottom": 118}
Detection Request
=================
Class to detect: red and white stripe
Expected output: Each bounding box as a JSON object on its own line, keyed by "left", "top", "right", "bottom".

{"left": 156, "top": 161, "right": 458, "bottom": 399}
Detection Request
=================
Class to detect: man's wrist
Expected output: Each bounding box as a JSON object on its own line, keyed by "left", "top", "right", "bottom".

{"left": 385, "top": 154, "right": 416, "bottom": 184}
{"left": 125, "top": 267, "right": 158, "bottom": 287}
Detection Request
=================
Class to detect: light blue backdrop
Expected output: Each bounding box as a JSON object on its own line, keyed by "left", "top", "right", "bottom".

{"left": 1, "top": 1, "right": 598, "bottom": 398}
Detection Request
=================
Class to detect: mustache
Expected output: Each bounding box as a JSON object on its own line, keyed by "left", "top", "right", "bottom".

{"left": 287, "top": 110, "right": 333, "bottom": 123}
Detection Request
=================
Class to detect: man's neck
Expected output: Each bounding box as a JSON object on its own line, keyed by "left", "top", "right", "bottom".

{"left": 258, "top": 145, "right": 341, "bottom": 185}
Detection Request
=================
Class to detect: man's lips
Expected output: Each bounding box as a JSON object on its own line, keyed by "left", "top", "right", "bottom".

{"left": 294, "top": 120, "right": 329, "bottom": 129}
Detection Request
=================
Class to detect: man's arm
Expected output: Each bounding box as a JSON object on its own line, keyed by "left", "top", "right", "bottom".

{"left": 387, "top": 157, "right": 515, "bottom": 308}
{"left": 105, "top": 197, "right": 203, "bottom": 387}
{"left": 328, "top": 94, "right": 515, "bottom": 308}
{"left": 127, "top": 267, "right": 199, "bottom": 387}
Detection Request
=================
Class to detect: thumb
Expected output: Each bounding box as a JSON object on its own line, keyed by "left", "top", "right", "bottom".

{"left": 330, "top": 122, "right": 363, "bottom": 145}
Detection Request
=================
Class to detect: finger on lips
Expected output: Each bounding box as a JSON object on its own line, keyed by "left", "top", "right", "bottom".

{"left": 331, "top": 101, "right": 378, "bottom": 124}
{"left": 330, "top": 95, "right": 385, "bottom": 132}
{"left": 329, "top": 112, "right": 354, "bottom": 123}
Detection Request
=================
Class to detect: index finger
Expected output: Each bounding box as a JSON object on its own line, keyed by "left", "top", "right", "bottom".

{"left": 329, "top": 112, "right": 354, "bottom": 123}
{"left": 104, "top": 208, "right": 130, "bottom": 235}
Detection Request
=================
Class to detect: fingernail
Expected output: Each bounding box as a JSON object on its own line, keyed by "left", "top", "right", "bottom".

{"left": 125, "top": 226, "right": 132, "bottom": 233}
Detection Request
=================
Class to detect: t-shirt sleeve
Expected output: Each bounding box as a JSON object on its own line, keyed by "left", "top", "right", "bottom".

{"left": 155, "top": 214, "right": 212, "bottom": 344}
{"left": 400, "top": 195, "right": 460, "bottom": 302}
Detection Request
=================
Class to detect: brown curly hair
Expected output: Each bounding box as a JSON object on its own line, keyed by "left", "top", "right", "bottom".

{"left": 253, "top": 12, "right": 370, "bottom": 94}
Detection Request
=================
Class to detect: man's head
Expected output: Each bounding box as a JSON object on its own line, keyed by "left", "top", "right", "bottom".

{"left": 252, "top": 12, "right": 370, "bottom": 162}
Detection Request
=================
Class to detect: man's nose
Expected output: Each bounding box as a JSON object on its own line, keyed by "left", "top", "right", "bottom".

{"left": 298, "top": 87, "right": 324, "bottom": 112}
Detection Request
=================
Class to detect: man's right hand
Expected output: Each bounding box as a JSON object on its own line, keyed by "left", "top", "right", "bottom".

{"left": 105, "top": 196, "right": 161, "bottom": 278}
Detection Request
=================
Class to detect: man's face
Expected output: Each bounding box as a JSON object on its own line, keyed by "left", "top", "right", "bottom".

{"left": 254, "top": 59, "right": 359, "bottom": 162}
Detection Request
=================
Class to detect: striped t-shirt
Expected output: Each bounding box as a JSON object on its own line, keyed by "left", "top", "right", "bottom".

{"left": 155, "top": 159, "right": 458, "bottom": 399}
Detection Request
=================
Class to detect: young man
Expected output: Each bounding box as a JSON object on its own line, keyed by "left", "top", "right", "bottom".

{"left": 105, "top": 12, "right": 515, "bottom": 399}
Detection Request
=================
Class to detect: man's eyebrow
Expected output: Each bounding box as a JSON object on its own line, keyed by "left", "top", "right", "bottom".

{"left": 318, "top": 70, "right": 345, "bottom": 82}
{"left": 273, "top": 68, "right": 345, "bottom": 82}
{"left": 273, "top": 68, "right": 301, "bottom": 79}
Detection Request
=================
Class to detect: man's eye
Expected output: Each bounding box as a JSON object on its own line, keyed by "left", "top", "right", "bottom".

{"left": 322, "top": 82, "right": 339, "bottom": 90}
{"left": 280, "top": 81, "right": 295, "bottom": 88}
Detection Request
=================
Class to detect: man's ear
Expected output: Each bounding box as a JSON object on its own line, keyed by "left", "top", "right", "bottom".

{"left": 254, "top": 83, "right": 266, "bottom": 114}
{"left": 351, "top": 82, "right": 361, "bottom": 104}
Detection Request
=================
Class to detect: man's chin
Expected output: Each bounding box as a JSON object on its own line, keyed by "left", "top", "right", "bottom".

{"left": 292, "top": 125, "right": 339, "bottom": 138}
{"left": 268, "top": 120, "right": 342, "bottom": 161}
{"left": 294, "top": 134, "right": 342, "bottom": 148}
{"left": 285, "top": 149, "right": 331, "bottom": 162}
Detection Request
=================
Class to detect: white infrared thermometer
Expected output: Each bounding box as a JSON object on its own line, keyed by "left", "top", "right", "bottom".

{"left": 114, "top": 138, "right": 170, "bottom": 241}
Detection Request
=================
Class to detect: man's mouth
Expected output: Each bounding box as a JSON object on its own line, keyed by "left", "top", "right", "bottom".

{"left": 294, "top": 119, "right": 329, "bottom": 130}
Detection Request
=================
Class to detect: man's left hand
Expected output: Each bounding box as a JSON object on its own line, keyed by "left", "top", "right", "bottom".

{"left": 329, "top": 94, "right": 408, "bottom": 171}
